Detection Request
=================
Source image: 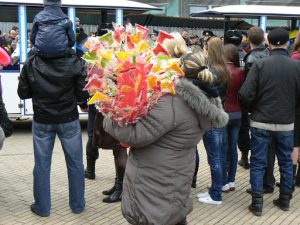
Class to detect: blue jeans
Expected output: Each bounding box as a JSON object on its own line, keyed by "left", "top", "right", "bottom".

{"left": 203, "top": 127, "right": 225, "bottom": 201}
{"left": 32, "top": 119, "right": 85, "bottom": 216}
{"left": 250, "top": 127, "right": 294, "bottom": 193}
{"left": 223, "top": 119, "right": 241, "bottom": 183}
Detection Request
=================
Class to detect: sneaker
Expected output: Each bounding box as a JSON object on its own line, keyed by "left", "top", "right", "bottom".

{"left": 228, "top": 182, "right": 236, "bottom": 191}
{"left": 198, "top": 195, "right": 222, "bottom": 205}
{"left": 222, "top": 184, "right": 231, "bottom": 193}
{"left": 197, "top": 192, "right": 209, "bottom": 198}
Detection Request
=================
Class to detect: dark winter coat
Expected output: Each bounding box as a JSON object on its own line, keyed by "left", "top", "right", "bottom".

{"left": 17, "top": 51, "right": 89, "bottom": 124}
{"left": 243, "top": 44, "right": 269, "bottom": 76}
{"left": 30, "top": 5, "right": 75, "bottom": 58}
{"left": 92, "top": 112, "right": 123, "bottom": 150}
{"left": 103, "top": 79, "right": 228, "bottom": 225}
{"left": 239, "top": 49, "right": 300, "bottom": 125}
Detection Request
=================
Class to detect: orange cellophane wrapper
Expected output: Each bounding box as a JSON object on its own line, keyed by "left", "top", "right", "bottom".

{"left": 88, "top": 91, "right": 113, "bottom": 105}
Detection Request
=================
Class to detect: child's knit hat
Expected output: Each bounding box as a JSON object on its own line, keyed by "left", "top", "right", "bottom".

{"left": 43, "top": 0, "right": 61, "bottom": 6}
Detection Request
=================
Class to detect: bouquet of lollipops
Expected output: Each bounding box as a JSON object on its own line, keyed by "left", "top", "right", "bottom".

{"left": 83, "top": 23, "right": 184, "bottom": 126}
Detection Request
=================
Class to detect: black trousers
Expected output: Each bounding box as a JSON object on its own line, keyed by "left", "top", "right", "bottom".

{"left": 238, "top": 111, "right": 250, "bottom": 154}
{"left": 86, "top": 104, "right": 99, "bottom": 161}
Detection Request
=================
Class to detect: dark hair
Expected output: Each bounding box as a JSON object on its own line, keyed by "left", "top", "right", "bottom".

{"left": 224, "top": 44, "right": 240, "bottom": 67}
{"left": 224, "top": 30, "right": 242, "bottom": 46}
{"left": 12, "top": 26, "right": 18, "bottom": 31}
{"left": 247, "top": 27, "right": 264, "bottom": 46}
{"left": 202, "top": 30, "right": 214, "bottom": 37}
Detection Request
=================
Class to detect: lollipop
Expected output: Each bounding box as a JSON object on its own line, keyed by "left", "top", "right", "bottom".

{"left": 0, "top": 47, "right": 11, "bottom": 67}
{"left": 83, "top": 25, "right": 182, "bottom": 126}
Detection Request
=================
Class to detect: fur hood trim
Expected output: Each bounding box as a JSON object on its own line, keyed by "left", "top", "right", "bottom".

{"left": 176, "top": 79, "right": 229, "bottom": 128}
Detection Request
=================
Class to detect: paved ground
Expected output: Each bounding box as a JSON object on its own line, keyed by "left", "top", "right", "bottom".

{"left": 0, "top": 120, "right": 300, "bottom": 225}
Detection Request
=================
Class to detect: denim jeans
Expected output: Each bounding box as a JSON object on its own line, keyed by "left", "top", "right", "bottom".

{"left": 203, "top": 127, "right": 224, "bottom": 201}
{"left": 223, "top": 119, "right": 241, "bottom": 183}
{"left": 250, "top": 127, "right": 294, "bottom": 193}
{"left": 32, "top": 119, "right": 85, "bottom": 216}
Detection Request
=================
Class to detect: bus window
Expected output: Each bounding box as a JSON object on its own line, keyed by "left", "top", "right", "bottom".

{"left": 0, "top": 5, "right": 20, "bottom": 71}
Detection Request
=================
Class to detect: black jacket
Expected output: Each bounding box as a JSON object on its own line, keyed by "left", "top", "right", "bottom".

{"left": 243, "top": 44, "right": 269, "bottom": 76}
{"left": 210, "top": 67, "right": 227, "bottom": 104}
{"left": 30, "top": 6, "right": 75, "bottom": 58}
{"left": 17, "top": 52, "right": 89, "bottom": 124}
{"left": 239, "top": 49, "right": 300, "bottom": 124}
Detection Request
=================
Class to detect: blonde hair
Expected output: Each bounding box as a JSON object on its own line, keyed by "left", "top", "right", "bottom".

{"left": 293, "top": 31, "right": 300, "bottom": 52}
{"left": 207, "top": 37, "right": 230, "bottom": 87}
{"left": 163, "top": 32, "right": 188, "bottom": 58}
{"left": 181, "top": 52, "right": 215, "bottom": 84}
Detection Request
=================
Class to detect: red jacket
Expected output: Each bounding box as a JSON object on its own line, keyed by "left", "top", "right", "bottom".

{"left": 224, "top": 63, "right": 244, "bottom": 112}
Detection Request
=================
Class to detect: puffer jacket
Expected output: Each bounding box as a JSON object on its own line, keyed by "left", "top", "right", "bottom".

{"left": 30, "top": 5, "right": 75, "bottom": 58}
{"left": 103, "top": 79, "right": 228, "bottom": 225}
{"left": 17, "top": 51, "right": 89, "bottom": 124}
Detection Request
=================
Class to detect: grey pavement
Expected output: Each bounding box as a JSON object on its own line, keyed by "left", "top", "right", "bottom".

{"left": 0, "top": 120, "right": 300, "bottom": 225}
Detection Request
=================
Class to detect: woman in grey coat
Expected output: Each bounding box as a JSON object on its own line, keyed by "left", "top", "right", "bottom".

{"left": 103, "top": 52, "right": 228, "bottom": 225}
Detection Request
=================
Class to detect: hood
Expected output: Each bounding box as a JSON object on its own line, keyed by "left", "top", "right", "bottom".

{"left": 37, "top": 6, "right": 68, "bottom": 22}
{"left": 176, "top": 79, "right": 229, "bottom": 128}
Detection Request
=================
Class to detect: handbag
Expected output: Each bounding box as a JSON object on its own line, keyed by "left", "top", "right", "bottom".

{"left": 0, "top": 97, "right": 13, "bottom": 137}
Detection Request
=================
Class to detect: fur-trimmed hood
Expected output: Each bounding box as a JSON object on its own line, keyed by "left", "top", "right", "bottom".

{"left": 176, "top": 79, "right": 229, "bottom": 128}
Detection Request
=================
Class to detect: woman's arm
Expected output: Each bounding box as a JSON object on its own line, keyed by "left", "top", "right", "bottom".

{"left": 103, "top": 95, "right": 175, "bottom": 148}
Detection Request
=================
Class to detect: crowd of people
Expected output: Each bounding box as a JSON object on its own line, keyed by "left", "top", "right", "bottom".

{"left": 1, "top": 0, "right": 300, "bottom": 224}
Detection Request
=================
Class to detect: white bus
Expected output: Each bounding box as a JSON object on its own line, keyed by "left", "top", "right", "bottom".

{"left": 0, "top": 0, "right": 158, "bottom": 118}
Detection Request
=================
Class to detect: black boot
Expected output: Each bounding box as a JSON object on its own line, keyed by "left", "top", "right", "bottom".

{"left": 248, "top": 192, "right": 263, "bottom": 216}
{"left": 273, "top": 188, "right": 292, "bottom": 211}
{"left": 176, "top": 217, "right": 187, "bottom": 225}
{"left": 191, "top": 175, "right": 197, "bottom": 188}
{"left": 103, "top": 165, "right": 125, "bottom": 203}
{"left": 238, "top": 151, "right": 249, "bottom": 169}
{"left": 295, "top": 162, "right": 300, "bottom": 187}
{"left": 84, "top": 159, "right": 96, "bottom": 180}
{"left": 192, "top": 150, "right": 199, "bottom": 189}
{"left": 102, "top": 178, "right": 117, "bottom": 195}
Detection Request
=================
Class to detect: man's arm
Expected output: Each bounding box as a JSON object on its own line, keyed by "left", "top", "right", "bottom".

{"left": 66, "top": 20, "right": 76, "bottom": 48}
{"left": 17, "top": 61, "right": 32, "bottom": 99}
{"left": 238, "top": 61, "right": 260, "bottom": 112}
{"left": 74, "top": 58, "right": 89, "bottom": 110}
